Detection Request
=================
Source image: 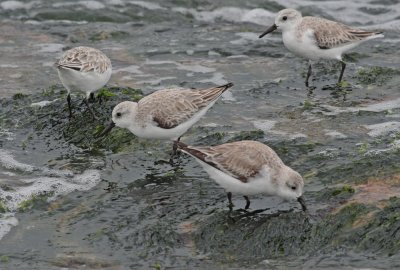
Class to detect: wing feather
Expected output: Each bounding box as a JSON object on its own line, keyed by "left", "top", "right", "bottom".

{"left": 300, "top": 17, "right": 382, "bottom": 49}
{"left": 138, "top": 83, "right": 233, "bottom": 129}
{"left": 177, "top": 140, "right": 284, "bottom": 182}
{"left": 56, "top": 46, "right": 111, "bottom": 73}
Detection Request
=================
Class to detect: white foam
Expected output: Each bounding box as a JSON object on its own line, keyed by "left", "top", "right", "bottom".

{"left": 252, "top": 119, "right": 307, "bottom": 139}
{"left": 252, "top": 119, "right": 277, "bottom": 132}
{"left": 277, "top": 0, "right": 400, "bottom": 25}
{"left": 221, "top": 91, "right": 236, "bottom": 102}
{"left": 0, "top": 129, "right": 15, "bottom": 141}
{"left": 230, "top": 32, "right": 263, "bottom": 45}
{"left": 364, "top": 121, "right": 400, "bottom": 137}
{"left": 0, "top": 150, "right": 101, "bottom": 241}
{"left": 0, "top": 0, "right": 37, "bottom": 10}
{"left": 324, "top": 130, "right": 348, "bottom": 139}
{"left": 0, "top": 150, "right": 35, "bottom": 172}
{"left": 198, "top": 72, "right": 227, "bottom": 85}
{"left": 172, "top": 6, "right": 274, "bottom": 26}
{"left": 78, "top": 1, "right": 105, "bottom": 10}
{"left": 0, "top": 214, "right": 18, "bottom": 241}
{"left": 320, "top": 98, "right": 400, "bottom": 116}
{"left": 0, "top": 64, "right": 18, "bottom": 68}
{"left": 129, "top": 1, "right": 165, "bottom": 10}
{"left": 31, "top": 99, "right": 58, "bottom": 108}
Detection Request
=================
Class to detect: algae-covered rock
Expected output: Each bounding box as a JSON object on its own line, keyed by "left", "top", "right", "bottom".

{"left": 0, "top": 85, "right": 144, "bottom": 153}
{"left": 356, "top": 66, "right": 400, "bottom": 85}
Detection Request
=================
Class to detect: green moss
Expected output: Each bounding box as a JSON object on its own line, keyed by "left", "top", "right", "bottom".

{"left": 97, "top": 88, "right": 116, "bottom": 99}
{"left": 356, "top": 66, "right": 400, "bottom": 85}
{"left": 153, "top": 262, "right": 161, "bottom": 270}
{"left": 0, "top": 200, "right": 8, "bottom": 213}
{"left": 42, "top": 86, "right": 56, "bottom": 97}
{"left": 12, "top": 93, "right": 27, "bottom": 100}
{"left": 303, "top": 100, "right": 314, "bottom": 110}
{"left": 331, "top": 185, "right": 355, "bottom": 196}
{"left": 357, "top": 143, "right": 369, "bottom": 154}
{"left": 0, "top": 255, "right": 9, "bottom": 263}
{"left": 121, "top": 88, "right": 144, "bottom": 101}
{"left": 228, "top": 130, "right": 264, "bottom": 142}
{"left": 132, "top": 94, "right": 144, "bottom": 102}
{"left": 17, "top": 192, "right": 54, "bottom": 212}
{"left": 337, "top": 80, "right": 350, "bottom": 88}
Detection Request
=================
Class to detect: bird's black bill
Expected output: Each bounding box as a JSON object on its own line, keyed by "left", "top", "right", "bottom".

{"left": 99, "top": 121, "right": 115, "bottom": 137}
{"left": 297, "top": 196, "right": 307, "bottom": 212}
{"left": 259, "top": 24, "right": 278, "bottom": 38}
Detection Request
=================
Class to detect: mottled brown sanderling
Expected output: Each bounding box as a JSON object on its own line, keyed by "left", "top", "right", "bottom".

{"left": 259, "top": 8, "right": 383, "bottom": 86}
{"left": 176, "top": 140, "right": 306, "bottom": 211}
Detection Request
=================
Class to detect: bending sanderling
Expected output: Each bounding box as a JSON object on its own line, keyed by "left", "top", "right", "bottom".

{"left": 100, "top": 83, "right": 233, "bottom": 158}
{"left": 259, "top": 8, "right": 383, "bottom": 86}
{"left": 55, "top": 46, "right": 112, "bottom": 118}
{"left": 175, "top": 140, "right": 306, "bottom": 211}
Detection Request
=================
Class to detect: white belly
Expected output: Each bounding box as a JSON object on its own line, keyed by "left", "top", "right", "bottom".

{"left": 58, "top": 68, "right": 112, "bottom": 97}
{"left": 282, "top": 29, "right": 350, "bottom": 61}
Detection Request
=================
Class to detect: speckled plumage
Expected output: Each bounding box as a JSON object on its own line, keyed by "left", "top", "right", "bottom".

{"left": 176, "top": 140, "right": 306, "bottom": 210}
{"left": 56, "top": 46, "right": 111, "bottom": 74}
{"left": 110, "top": 83, "right": 233, "bottom": 140}
{"left": 259, "top": 8, "right": 383, "bottom": 85}
{"left": 298, "top": 16, "right": 382, "bottom": 49}
{"left": 55, "top": 46, "right": 112, "bottom": 118}
{"left": 177, "top": 140, "right": 284, "bottom": 183}
{"left": 136, "top": 85, "right": 231, "bottom": 129}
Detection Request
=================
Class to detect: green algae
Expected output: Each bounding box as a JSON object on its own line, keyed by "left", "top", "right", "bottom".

{"left": 12, "top": 93, "right": 27, "bottom": 100}
{"left": 356, "top": 66, "right": 400, "bottom": 85}
{"left": 0, "top": 200, "right": 8, "bottom": 213}
{"left": 0, "top": 255, "right": 9, "bottom": 263}
{"left": 17, "top": 192, "right": 54, "bottom": 212}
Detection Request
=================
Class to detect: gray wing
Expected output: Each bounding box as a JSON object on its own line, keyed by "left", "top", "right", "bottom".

{"left": 177, "top": 140, "right": 283, "bottom": 182}
{"left": 138, "top": 83, "right": 233, "bottom": 129}
{"left": 301, "top": 17, "right": 382, "bottom": 49}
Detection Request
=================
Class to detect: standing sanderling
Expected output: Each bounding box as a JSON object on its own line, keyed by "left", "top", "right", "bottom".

{"left": 259, "top": 8, "right": 384, "bottom": 86}
{"left": 175, "top": 140, "right": 306, "bottom": 211}
{"left": 100, "top": 83, "right": 234, "bottom": 160}
{"left": 55, "top": 46, "right": 112, "bottom": 119}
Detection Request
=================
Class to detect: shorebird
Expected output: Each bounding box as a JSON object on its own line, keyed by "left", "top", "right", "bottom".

{"left": 100, "top": 83, "right": 234, "bottom": 160}
{"left": 55, "top": 46, "right": 112, "bottom": 118}
{"left": 259, "top": 8, "right": 384, "bottom": 86}
{"left": 175, "top": 140, "right": 306, "bottom": 211}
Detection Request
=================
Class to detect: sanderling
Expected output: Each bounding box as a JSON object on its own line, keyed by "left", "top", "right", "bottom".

{"left": 100, "top": 83, "right": 234, "bottom": 159}
{"left": 55, "top": 46, "right": 112, "bottom": 118}
{"left": 175, "top": 140, "right": 306, "bottom": 211}
{"left": 259, "top": 8, "right": 384, "bottom": 86}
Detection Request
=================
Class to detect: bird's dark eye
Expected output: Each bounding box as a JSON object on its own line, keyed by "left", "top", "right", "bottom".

{"left": 116, "top": 112, "right": 122, "bottom": 117}
{"left": 291, "top": 186, "right": 296, "bottom": 190}
{"left": 282, "top": 16, "right": 288, "bottom": 21}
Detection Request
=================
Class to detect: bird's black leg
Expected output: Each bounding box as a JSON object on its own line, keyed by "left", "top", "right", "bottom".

{"left": 305, "top": 63, "right": 312, "bottom": 87}
{"left": 244, "top": 196, "right": 251, "bottom": 210}
{"left": 89, "top": 92, "right": 95, "bottom": 103}
{"left": 67, "top": 93, "right": 73, "bottom": 119}
{"left": 338, "top": 61, "right": 346, "bottom": 84}
{"left": 227, "top": 192, "right": 234, "bottom": 211}
{"left": 169, "top": 137, "right": 181, "bottom": 165}
{"left": 83, "top": 98, "right": 99, "bottom": 120}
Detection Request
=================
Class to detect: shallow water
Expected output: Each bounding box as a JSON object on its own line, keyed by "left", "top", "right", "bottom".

{"left": 0, "top": 0, "right": 400, "bottom": 269}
